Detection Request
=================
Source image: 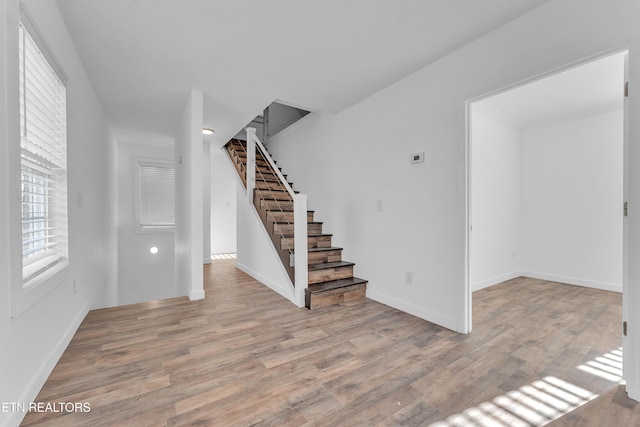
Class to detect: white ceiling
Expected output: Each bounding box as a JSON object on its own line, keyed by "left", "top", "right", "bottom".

{"left": 478, "top": 51, "right": 626, "bottom": 128}
{"left": 55, "top": 0, "right": 551, "bottom": 146}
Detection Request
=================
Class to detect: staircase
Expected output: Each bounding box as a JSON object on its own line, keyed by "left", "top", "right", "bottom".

{"left": 224, "top": 138, "right": 368, "bottom": 309}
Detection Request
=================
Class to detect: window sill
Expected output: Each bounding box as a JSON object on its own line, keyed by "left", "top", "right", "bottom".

{"left": 12, "top": 262, "right": 69, "bottom": 318}
{"left": 135, "top": 226, "right": 175, "bottom": 235}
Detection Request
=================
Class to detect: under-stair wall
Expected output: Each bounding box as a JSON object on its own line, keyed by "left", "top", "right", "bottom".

{"left": 235, "top": 179, "right": 297, "bottom": 303}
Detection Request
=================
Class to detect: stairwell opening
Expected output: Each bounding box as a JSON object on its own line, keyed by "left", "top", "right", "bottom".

{"left": 233, "top": 101, "right": 310, "bottom": 144}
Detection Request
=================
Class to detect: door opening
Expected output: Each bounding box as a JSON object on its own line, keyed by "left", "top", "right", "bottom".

{"left": 466, "top": 50, "right": 630, "bottom": 405}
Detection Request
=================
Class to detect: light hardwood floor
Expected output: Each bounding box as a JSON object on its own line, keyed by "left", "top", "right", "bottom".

{"left": 20, "top": 261, "right": 637, "bottom": 426}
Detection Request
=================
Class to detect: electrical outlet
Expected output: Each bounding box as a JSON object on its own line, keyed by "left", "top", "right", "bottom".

{"left": 410, "top": 152, "right": 425, "bottom": 164}
{"left": 377, "top": 200, "right": 383, "bottom": 212}
{"left": 73, "top": 280, "right": 77, "bottom": 295}
{"left": 405, "top": 271, "right": 413, "bottom": 285}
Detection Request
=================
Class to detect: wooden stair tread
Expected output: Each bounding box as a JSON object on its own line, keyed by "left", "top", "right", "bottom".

{"left": 256, "top": 189, "right": 292, "bottom": 194}
{"left": 306, "top": 277, "right": 368, "bottom": 294}
{"left": 282, "top": 233, "right": 332, "bottom": 238}
{"left": 271, "top": 209, "right": 315, "bottom": 213}
{"left": 274, "top": 221, "right": 322, "bottom": 225}
{"left": 306, "top": 246, "right": 342, "bottom": 253}
{"left": 254, "top": 174, "right": 287, "bottom": 182}
{"left": 308, "top": 261, "right": 354, "bottom": 271}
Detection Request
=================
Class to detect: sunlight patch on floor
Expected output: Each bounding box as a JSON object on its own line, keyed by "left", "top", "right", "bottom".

{"left": 430, "top": 348, "right": 623, "bottom": 426}
{"left": 211, "top": 253, "right": 237, "bottom": 260}
{"left": 577, "top": 347, "right": 623, "bottom": 383}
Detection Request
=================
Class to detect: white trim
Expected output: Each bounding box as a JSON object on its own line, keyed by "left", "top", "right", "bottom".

{"left": 521, "top": 271, "right": 622, "bottom": 293}
{"left": 8, "top": 303, "right": 89, "bottom": 427}
{"left": 12, "top": 263, "right": 69, "bottom": 318}
{"left": 366, "top": 289, "right": 460, "bottom": 333}
{"left": 188, "top": 289, "right": 205, "bottom": 300}
{"left": 472, "top": 271, "right": 522, "bottom": 292}
{"left": 235, "top": 262, "right": 297, "bottom": 305}
{"left": 471, "top": 270, "right": 622, "bottom": 293}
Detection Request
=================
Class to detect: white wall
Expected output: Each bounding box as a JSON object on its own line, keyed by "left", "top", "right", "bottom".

{"left": 235, "top": 182, "right": 296, "bottom": 303}
{"left": 174, "top": 90, "right": 204, "bottom": 300}
{"left": 470, "top": 107, "right": 522, "bottom": 291}
{"left": 117, "top": 141, "right": 176, "bottom": 305}
{"left": 210, "top": 147, "right": 237, "bottom": 254}
{"left": 521, "top": 109, "right": 623, "bottom": 290}
{"left": 267, "top": 0, "right": 639, "bottom": 334}
{"left": 0, "top": 1, "right": 114, "bottom": 425}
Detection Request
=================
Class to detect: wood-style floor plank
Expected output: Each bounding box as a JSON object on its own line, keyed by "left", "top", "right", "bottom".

{"left": 20, "top": 265, "right": 635, "bottom": 426}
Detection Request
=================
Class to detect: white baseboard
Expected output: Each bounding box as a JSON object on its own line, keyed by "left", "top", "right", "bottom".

{"left": 8, "top": 303, "right": 89, "bottom": 427}
{"left": 472, "top": 270, "right": 622, "bottom": 293}
{"left": 188, "top": 289, "right": 206, "bottom": 300}
{"left": 472, "top": 271, "right": 522, "bottom": 292}
{"left": 236, "top": 262, "right": 295, "bottom": 304}
{"left": 520, "top": 271, "right": 622, "bottom": 293}
{"left": 366, "top": 289, "right": 460, "bottom": 333}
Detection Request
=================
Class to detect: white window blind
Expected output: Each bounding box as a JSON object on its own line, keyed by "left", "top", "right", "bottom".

{"left": 20, "top": 21, "right": 68, "bottom": 283}
{"left": 138, "top": 162, "right": 175, "bottom": 229}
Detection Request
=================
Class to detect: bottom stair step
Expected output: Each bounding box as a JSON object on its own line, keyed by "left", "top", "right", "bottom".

{"left": 305, "top": 277, "right": 368, "bottom": 309}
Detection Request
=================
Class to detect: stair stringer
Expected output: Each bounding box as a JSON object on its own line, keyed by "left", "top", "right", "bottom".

{"left": 233, "top": 173, "right": 298, "bottom": 306}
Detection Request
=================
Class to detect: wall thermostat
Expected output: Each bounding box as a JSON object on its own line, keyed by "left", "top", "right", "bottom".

{"left": 410, "top": 152, "right": 425, "bottom": 164}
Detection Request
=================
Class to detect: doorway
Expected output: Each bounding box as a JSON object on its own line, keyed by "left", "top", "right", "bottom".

{"left": 468, "top": 50, "right": 626, "bottom": 322}
{"left": 465, "top": 50, "right": 629, "bottom": 418}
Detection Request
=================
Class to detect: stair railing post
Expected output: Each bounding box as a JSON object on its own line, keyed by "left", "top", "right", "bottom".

{"left": 246, "top": 127, "right": 257, "bottom": 203}
{"left": 294, "top": 193, "right": 308, "bottom": 307}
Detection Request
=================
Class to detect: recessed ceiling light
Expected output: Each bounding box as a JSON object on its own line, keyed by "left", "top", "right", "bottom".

{"left": 202, "top": 128, "right": 214, "bottom": 135}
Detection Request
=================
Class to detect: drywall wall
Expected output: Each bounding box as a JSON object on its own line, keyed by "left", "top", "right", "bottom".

{"left": 267, "top": 0, "right": 639, "bottom": 334}
{"left": 210, "top": 147, "right": 237, "bottom": 254}
{"left": 470, "top": 106, "right": 522, "bottom": 290}
{"left": 203, "top": 141, "right": 212, "bottom": 263}
{"left": 0, "top": 1, "right": 113, "bottom": 425}
{"left": 117, "top": 141, "right": 176, "bottom": 305}
{"left": 235, "top": 181, "right": 296, "bottom": 303}
{"left": 174, "top": 89, "right": 205, "bottom": 300}
{"left": 521, "top": 109, "right": 623, "bottom": 290}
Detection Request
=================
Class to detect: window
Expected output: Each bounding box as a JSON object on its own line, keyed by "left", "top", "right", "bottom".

{"left": 19, "top": 20, "right": 68, "bottom": 284}
{"left": 137, "top": 160, "right": 175, "bottom": 230}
